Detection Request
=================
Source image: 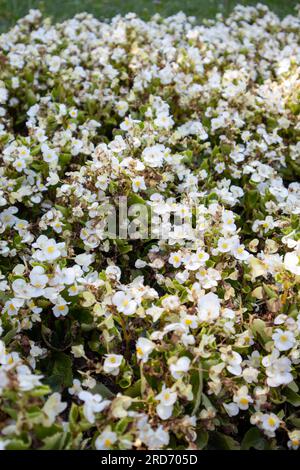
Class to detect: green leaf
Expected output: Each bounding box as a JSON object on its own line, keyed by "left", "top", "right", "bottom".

{"left": 115, "top": 417, "right": 131, "bottom": 434}
{"left": 287, "top": 381, "right": 299, "bottom": 393}
{"left": 244, "top": 189, "right": 260, "bottom": 209}
{"left": 241, "top": 427, "right": 263, "bottom": 450}
{"left": 196, "top": 429, "right": 209, "bottom": 450}
{"left": 191, "top": 363, "right": 203, "bottom": 415}
{"left": 35, "top": 424, "right": 62, "bottom": 440}
{"left": 91, "top": 382, "right": 115, "bottom": 399}
{"left": 115, "top": 239, "right": 133, "bottom": 254}
{"left": 6, "top": 439, "right": 31, "bottom": 450}
{"left": 262, "top": 283, "right": 277, "bottom": 299}
{"left": 210, "top": 432, "right": 240, "bottom": 450}
{"left": 128, "top": 194, "right": 146, "bottom": 206}
{"left": 201, "top": 393, "right": 216, "bottom": 411}
{"left": 251, "top": 318, "right": 271, "bottom": 345}
{"left": 46, "top": 352, "right": 73, "bottom": 389}
{"left": 124, "top": 379, "right": 141, "bottom": 397}
{"left": 41, "top": 432, "right": 70, "bottom": 450}
{"left": 6, "top": 433, "right": 31, "bottom": 450}
{"left": 283, "top": 388, "right": 300, "bottom": 407}
{"left": 29, "top": 385, "right": 52, "bottom": 397}
{"left": 2, "top": 328, "right": 18, "bottom": 345}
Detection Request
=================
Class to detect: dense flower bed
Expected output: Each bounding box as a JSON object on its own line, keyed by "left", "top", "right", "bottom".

{"left": 0, "top": 4, "right": 299, "bottom": 450}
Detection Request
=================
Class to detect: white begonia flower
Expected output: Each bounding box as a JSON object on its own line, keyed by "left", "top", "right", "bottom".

{"left": 261, "top": 413, "right": 280, "bottom": 436}
{"left": 112, "top": 291, "right": 137, "bottom": 315}
{"left": 161, "top": 295, "right": 180, "bottom": 311}
{"left": 71, "top": 344, "right": 86, "bottom": 358}
{"left": 0, "top": 440, "right": 9, "bottom": 450}
{"left": 78, "top": 391, "right": 110, "bottom": 424}
{"left": 233, "top": 386, "right": 253, "bottom": 410}
{"left": 233, "top": 244, "right": 250, "bottom": 261}
{"left": 4, "top": 297, "right": 24, "bottom": 316}
{"left": 105, "top": 265, "right": 121, "bottom": 281}
{"left": 46, "top": 55, "right": 61, "bottom": 73}
{"left": 52, "top": 298, "right": 69, "bottom": 318}
{"left": 30, "top": 265, "right": 48, "bottom": 288}
{"left": 0, "top": 340, "right": 7, "bottom": 364}
{"left": 69, "top": 107, "right": 78, "bottom": 119}
{"left": 242, "top": 367, "right": 259, "bottom": 384}
{"left": 103, "top": 354, "right": 123, "bottom": 375}
{"left": 0, "top": 87, "right": 8, "bottom": 104}
{"left": 181, "top": 314, "right": 198, "bottom": 329}
{"left": 154, "top": 112, "right": 174, "bottom": 129}
{"left": 16, "top": 365, "right": 43, "bottom": 391}
{"left": 135, "top": 259, "right": 147, "bottom": 269}
{"left": 116, "top": 100, "right": 128, "bottom": 117}
{"left": 42, "top": 393, "right": 67, "bottom": 426}
{"left": 184, "top": 250, "right": 209, "bottom": 271}
{"left": 223, "top": 402, "right": 239, "bottom": 417}
{"left": 95, "top": 430, "right": 117, "bottom": 450}
{"left": 168, "top": 251, "right": 182, "bottom": 268}
{"left": 132, "top": 176, "right": 146, "bottom": 193}
{"left": 156, "top": 386, "right": 177, "bottom": 407}
{"left": 288, "top": 430, "right": 300, "bottom": 450}
{"left": 136, "top": 337, "right": 155, "bottom": 362}
{"left": 75, "top": 253, "right": 94, "bottom": 271}
{"left": 142, "top": 144, "right": 165, "bottom": 168}
{"left": 169, "top": 356, "right": 191, "bottom": 379}
{"left": 68, "top": 284, "right": 80, "bottom": 296}
{"left": 221, "top": 350, "right": 242, "bottom": 376}
{"left": 68, "top": 379, "right": 83, "bottom": 396}
{"left": 41, "top": 143, "right": 58, "bottom": 165}
{"left": 217, "top": 236, "right": 234, "bottom": 253}
{"left": 262, "top": 349, "right": 293, "bottom": 387}
{"left": 32, "top": 235, "right": 64, "bottom": 262}
{"left": 284, "top": 251, "right": 300, "bottom": 276}
{"left": 221, "top": 211, "right": 236, "bottom": 232}
{"left": 146, "top": 305, "right": 164, "bottom": 322}
{"left": 197, "top": 292, "right": 220, "bottom": 323}
{"left": 13, "top": 158, "right": 26, "bottom": 172}
{"left": 272, "top": 328, "right": 295, "bottom": 351}
{"left": 155, "top": 386, "right": 177, "bottom": 420}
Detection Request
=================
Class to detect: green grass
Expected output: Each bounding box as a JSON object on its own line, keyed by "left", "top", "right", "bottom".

{"left": 0, "top": 0, "right": 299, "bottom": 33}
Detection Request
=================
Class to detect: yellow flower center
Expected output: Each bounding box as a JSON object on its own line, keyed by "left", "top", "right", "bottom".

{"left": 268, "top": 417, "right": 276, "bottom": 427}
{"left": 239, "top": 398, "right": 249, "bottom": 406}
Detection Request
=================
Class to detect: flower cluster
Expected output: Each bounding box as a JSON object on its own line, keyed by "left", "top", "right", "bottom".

{"left": 0, "top": 4, "right": 299, "bottom": 450}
